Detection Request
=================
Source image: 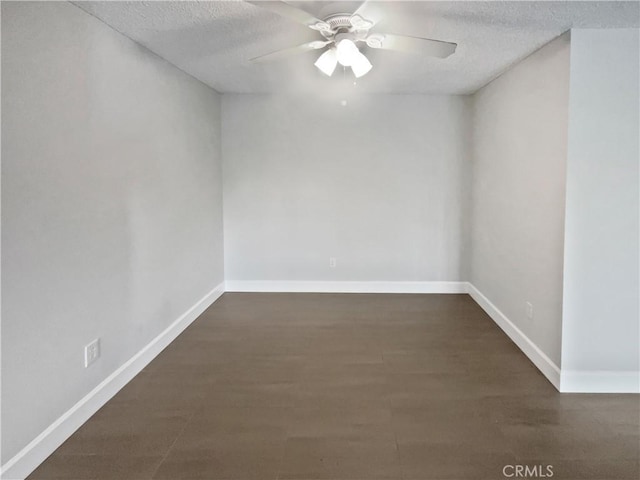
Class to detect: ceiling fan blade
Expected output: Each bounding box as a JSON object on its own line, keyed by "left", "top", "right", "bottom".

{"left": 246, "top": 1, "right": 330, "bottom": 31}
{"left": 352, "top": 0, "right": 384, "bottom": 28}
{"left": 373, "top": 34, "right": 457, "bottom": 58}
{"left": 250, "top": 41, "right": 331, "bottom": 63}
{"left": 353, "top": 0, "right": 370, "bottom": 17}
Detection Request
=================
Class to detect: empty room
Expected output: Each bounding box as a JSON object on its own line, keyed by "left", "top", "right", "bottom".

{"left": 1, "top": 1, "right": 639, "bottom": 479}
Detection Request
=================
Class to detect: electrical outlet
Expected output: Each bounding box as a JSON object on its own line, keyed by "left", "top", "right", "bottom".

{"left": 526, "top": 302, "right": 534, "bottom": 320}
{"left": 84, "top": 339, "right": 100, "bottom": 368}
{"left": 329, "top": 257, "right": 337, "bottom": 268}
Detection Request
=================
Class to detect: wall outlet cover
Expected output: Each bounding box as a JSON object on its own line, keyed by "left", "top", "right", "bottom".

{"left": 84, "top": 339, "right": 100, "bottom": 368}
{"left": 526, "top": 302, "right": 534, "bottom": 320}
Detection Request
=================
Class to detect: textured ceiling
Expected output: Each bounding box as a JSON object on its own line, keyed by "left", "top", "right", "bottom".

{"left": 74, "top": 1, "right": 640, "bottom": 94}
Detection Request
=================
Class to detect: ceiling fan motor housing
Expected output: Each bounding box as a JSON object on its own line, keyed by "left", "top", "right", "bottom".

{"left": 320, "top": 13, "right": 373, "bottom": 38}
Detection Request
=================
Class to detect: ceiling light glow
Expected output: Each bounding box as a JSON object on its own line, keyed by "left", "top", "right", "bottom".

{"left": 336, "top": 39, "right": 360, "bottom": 67}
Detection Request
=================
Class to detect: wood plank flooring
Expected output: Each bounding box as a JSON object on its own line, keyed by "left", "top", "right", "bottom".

{"left": 28, "top": 293, "right": 639, "bottom": 479}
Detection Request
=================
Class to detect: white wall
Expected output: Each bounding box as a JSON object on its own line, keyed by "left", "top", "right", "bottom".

{"left": 1, "top": 1, "right": 224, "bottom": 464}
{"left": 561, "top": 29, "right": 639, "bottom": 390}
{"left": 2, "top": 9, "right": 636, "bottom": 474}
{"left": 222, "top": 94, "right": 471, "bottom": 286}
{"left": 469, "top": 34, "right": 571, "bottom": 369}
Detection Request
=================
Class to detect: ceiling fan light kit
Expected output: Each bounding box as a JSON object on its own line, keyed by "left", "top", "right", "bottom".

{"left": 316, "top": 38, "right": 372, "bottom": 78}
{"left": 248, "top": 1, "right": 457, "bottom": 80}
{"left": 315, "top": 18, "right": 375, "bottom": 78}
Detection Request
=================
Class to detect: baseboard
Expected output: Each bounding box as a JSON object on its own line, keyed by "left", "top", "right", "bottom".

{"left": 0, "top": 282, "right": 225, "bottom": 480}
{"left": 224, "top": 280, "right": 468, "bottom": 294}
{"left": 560, "top": 370, "right": 640, "bottom": 393}
{"left": 466, "top": 283, "right": 561, "bottom": 390}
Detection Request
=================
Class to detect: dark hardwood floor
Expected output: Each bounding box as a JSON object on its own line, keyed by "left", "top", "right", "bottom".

{"left": 29, "top": 293, "right": 639, "bottom": 479}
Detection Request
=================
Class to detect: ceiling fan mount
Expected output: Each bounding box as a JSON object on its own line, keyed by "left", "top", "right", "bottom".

{"left": 315, "top": 13, "right": 375, "bottom": 38}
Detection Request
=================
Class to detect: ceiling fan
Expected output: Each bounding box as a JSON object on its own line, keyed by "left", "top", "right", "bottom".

{"left": 247, "top": 1, "right": 457, "bottom": 78}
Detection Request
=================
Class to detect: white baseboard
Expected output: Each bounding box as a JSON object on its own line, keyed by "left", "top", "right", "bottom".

{"left": 466, "top": 283, "right": 561, "bottom": 390}
{"left": 5, "top": 281, "right": 633, "bottom": 480}
{"left": 560, "top": 370, "right": 640, "bottom": 393}
{"left": 0, "top": 282, "right": 225, "bottom": 480}
{"left": 224, "top": 280, "right": 468, "bottom": 294}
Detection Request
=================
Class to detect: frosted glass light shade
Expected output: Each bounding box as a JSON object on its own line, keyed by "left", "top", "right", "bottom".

{"left": 351, "top": 51, "right": 373, "bottom": 78}
{"left": 336, "top": 39, "right": 359, "bottom": 67}
{"left": 314, "top": 49, "right": 338, "bottom": 76}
